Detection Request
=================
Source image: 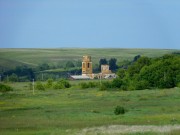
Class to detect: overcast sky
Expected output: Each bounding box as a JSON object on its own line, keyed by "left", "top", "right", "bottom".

{"left": 0, "top": 0, "right": 180, "bottom": 49}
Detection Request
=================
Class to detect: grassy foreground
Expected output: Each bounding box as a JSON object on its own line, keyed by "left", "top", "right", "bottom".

{"left": 0, "top": 82, "right": 180, "bottom": 135}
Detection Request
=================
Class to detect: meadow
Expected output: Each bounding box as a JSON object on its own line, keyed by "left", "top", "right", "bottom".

{"left": 0, "top": 81, "right": 180, "bottom": 135}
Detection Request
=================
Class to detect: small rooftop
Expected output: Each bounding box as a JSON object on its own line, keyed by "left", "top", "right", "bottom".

{"left": 70, "top": 75, "right": 90, "bottom": 80}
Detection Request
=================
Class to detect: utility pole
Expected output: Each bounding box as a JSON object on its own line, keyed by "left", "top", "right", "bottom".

{"left": 99, "top": 73, "right": 102, "bottom": 86}
{"left": 33, "top": 79, "right": 35, "bottom": 95}
{"left": 0, "top": 75, "right": 1, "bottom": 82}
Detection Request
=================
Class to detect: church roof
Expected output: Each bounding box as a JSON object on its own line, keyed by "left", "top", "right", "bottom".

{"left": 70, "top": 75, "right": 90, "bottom": 80}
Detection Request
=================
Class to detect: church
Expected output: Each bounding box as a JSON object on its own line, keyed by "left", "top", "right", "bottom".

{"left": 70, "top": 55, "right": 116, "bottom": 80}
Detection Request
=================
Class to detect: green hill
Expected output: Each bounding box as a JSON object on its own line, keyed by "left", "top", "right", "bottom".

{"left": 0, "top": 48, "right": 178, "bottom": 71}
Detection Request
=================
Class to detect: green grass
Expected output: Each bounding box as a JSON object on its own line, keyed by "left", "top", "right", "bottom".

{"left": 0, "top": 82, "right": 180, "bottom": 134}
{"left": 0, "top": 48, "right": 178, "bottom": 70}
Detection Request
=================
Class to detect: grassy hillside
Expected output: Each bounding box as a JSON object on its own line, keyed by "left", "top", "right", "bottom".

{"left": 0, "top": 82, "right": 180, "bottom": 134}
{"left": 0, "top": 48, "right": 178, "bottom": 70}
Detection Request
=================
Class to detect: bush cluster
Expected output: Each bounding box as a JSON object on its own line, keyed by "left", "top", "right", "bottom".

{"left": 114, "top": 106, "right": 125, "bottom": 115}
{"left": 35, "top": 81, "right": 45, "bottom": 90}
{"left": 34, "top": 79, "right": 71, "bottom": 90}
{"left": 53, "top": 79, "right": 71, "bottom": 89}
{"left": 79, "top": 81, "right": 99, "bottom": 89}
{"left": 0, "top": 83, "right": 13, "bottom": 93}
{"left": 108, "top": 54, "right": 180, "bottom": 91}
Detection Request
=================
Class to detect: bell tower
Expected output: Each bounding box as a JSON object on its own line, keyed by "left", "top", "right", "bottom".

{"left": 82, "top": 56, "right": 92, "bottom": 75}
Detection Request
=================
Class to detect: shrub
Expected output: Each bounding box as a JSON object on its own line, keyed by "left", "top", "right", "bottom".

{"left": 112, "top": 78, "right": 123, "bottom": 88}
{"left": 79, "top": 81, "right": 99, "bottom": 89}
{"left": 99, "top": 83, "right": 107, "bottom": 91}
{"left": 114, "top": 106, "right": 125, "bottom": 115}
{"left": 53, "top": 79, "right": 71, "bottom": 89}
{"left": 177, "top": 82, "right": 180, "bottom": 88}
{"left": 88, "top": 82, "right": 98, "bottom": 88}
{"left": 9, "top": 73, "right": 18, "bottom": 82}
{"left": 53, "top": 82, "right": 64, "bottom": 89}
{"left": 45, "top": 78, "right": 53, "bottom": 88}
{"left": 79, "top": 82, "right": 89, "bottom": 89}
{"left": 103, "top": 81, "right": 113, "bottom": 88}
{"left": 60, "top": 79, "right": 71, "bottom": 88}
{"left": 0, "top": 83, "right": 13, "bottom": 92}
{"left": 35, "top": 81, "right": 45, "bottom": 90}
{"left": 134, "top": 80, "right": 149, "bottom": 90}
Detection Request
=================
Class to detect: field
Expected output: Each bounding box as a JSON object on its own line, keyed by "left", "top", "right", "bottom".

{"left": 0, "top": 48, "right": 178, "bottom": 70}
{"left": 0, "top": 81, "right": 180, "bottom": 135}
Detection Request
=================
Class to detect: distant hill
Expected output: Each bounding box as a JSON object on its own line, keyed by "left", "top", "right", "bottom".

{"left": 0, "top": 48, "right": 178, "bottom": 71}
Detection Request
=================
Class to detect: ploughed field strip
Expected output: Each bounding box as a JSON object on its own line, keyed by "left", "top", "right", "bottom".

{"left": 76, "top": 125, "right": 180, "bottom": 135}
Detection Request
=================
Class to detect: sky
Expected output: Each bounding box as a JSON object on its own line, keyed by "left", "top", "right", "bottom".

{"left": 0, "top": 0, "right": 180, "bottom": 49}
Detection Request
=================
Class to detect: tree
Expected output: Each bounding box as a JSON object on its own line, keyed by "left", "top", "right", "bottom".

{"left": 132, "top": 55, "right": 141, "bottom": 62}
{"left": 38, "top": 63, "right": 49, "bottom": 71}
{"left": 9, "top": 73, "right": 18, "bottom": 82}
{"left": 35, "top": 81, "right": 45, "bottom": 90}
{"left": 109, "top": 58, "right": 118, "bottom": 71}
{"left": 127, "top": 56, "right": 151, "bottom": 78}
{"left": 0, "top": 83, "right": 13, "bottom": 93}
{"left": 75, "top": 60, "right": 82, "bottom": 67}
{"left": 117, "top": 69, "right": 126, "bottom": 79}
{"left": 45, "top": 78, "right": 53, "bottom": 88}
{"left": 99, "top": 58, "right": 108, "bottom": 71}
{"left": 65, "top": 61, "right": 75, "bottom": 68}
{"left": 112, "top": 78, "right": 123, "bottom": 88}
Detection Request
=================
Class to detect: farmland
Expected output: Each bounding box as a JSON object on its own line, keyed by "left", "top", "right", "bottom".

{"left": 0, "top": 48, "right": 180, "bottom": 134}
{"left": 0, "top": 81, "right": 180, "bottom": 134}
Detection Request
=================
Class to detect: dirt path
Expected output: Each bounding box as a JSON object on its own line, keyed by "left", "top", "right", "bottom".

{"left": 76, "top": 125, "right": 180, "bottom": 135}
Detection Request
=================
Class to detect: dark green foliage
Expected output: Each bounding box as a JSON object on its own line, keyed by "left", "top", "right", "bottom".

{"left": 99, "top": 58, "right": 108, "bottom": 65}
{"left": 112, "top": 78, "right": 123, "bottom": 88}
{"left": 134, "top": 80, "right": 150, "bottom": 90}
{"left": 99, "top": 58, "right": 108, "bottom": 70}
{"left": 178, "top": 83, "right": 180, "bottom": 88}
{"left": 45, "top": 78, "right": 53, "bottom": 88}
{"left": 53, "top": 79, "right": 71, "bottom": 89}
{"left": 9, "top": 73, "right": 18, "bottom": 82}
{"left": 109, "top": 58, "right": 118, "bottom": 71}
{"left": 127, "top": 56, "right": 151, "bottom": 78}
{"left": 117, "top": 69, "right": 126, "bottom": 79}
{"left": 60, "top": 79, "right": 71, "bottom": 88}
{"left": 79, "top": 82, "right": 89, "bottom": 89}
{"left": 99, "top": 83, "right": 107, "bottom": 91}
{"left": 79, "top": 81, "right": 99, "bottom": 89}
{"left": 75, "top": 60, "right": 82, "bottom": 67}
{"left": 65, "top": 61, "right": 75, "bottom": 68}
{"left": 97, "top": 57, "right": 118, "bottom": 71}
{"left": 112, "top": 54, "right": 180, "bottom": 90}
{"left": 102, "top": 81, "right": 113, "bottom": 88}
{"left": 0, "top": 83, "right": 13, "bottom": 92}
{"left": 38, "top": 63, "right": 50, "bottom": 71}
{"left": 138, "top": 54, "right": 179, "bottom": 88}
{"left": 35, "top": 81, "right": 45, "bottom": 90}
{"left": 53, "top": 82, "right": 64, "bottom": 89}
{"left": 3, "top": 66, "right": 35, "bottom": 82}
{"left": 88, "top": 82, "right": 98, "bottom": 88}
{"left": 132, "top": 55, "right": 141, "bottom": 62}
{"left": 114, "top": 106, "right": 125, "bottom": 115}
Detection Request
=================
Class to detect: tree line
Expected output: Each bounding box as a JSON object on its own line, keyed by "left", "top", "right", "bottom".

{"left": 0, "top": 57, "right": 119, "bottom": 82}
{"left": 101, "top": 53, "right": 180, "bottom": 90}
